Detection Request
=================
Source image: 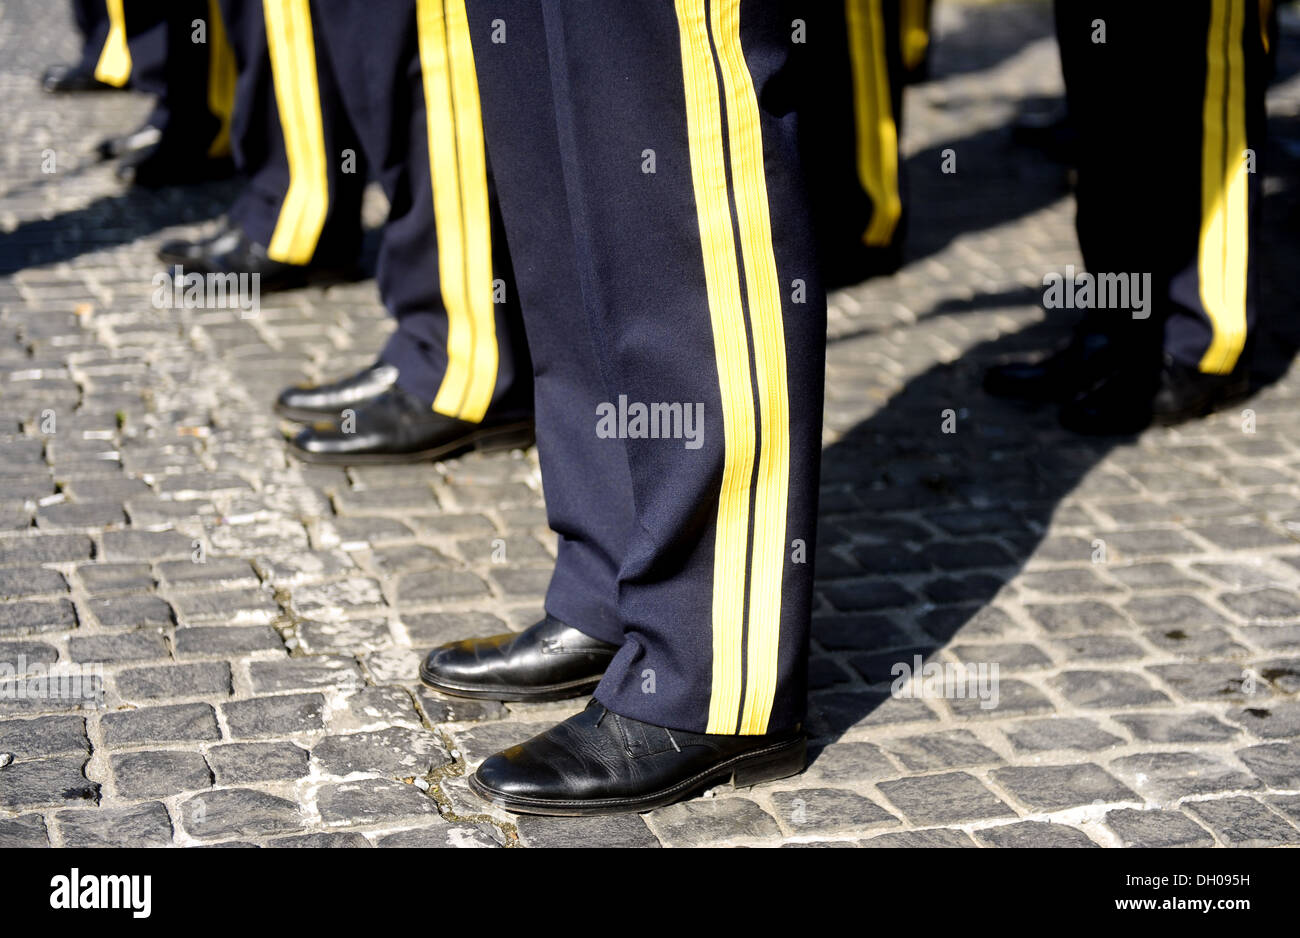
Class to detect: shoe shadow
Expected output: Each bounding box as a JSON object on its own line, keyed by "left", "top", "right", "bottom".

{"left": 0, "top": 175, "right": 237, "bottom": 276}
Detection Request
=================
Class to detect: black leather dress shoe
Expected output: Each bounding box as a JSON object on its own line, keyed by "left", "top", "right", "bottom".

{"left": 1059, "top": 354, "right": 1249, "bottom": 436}
{"left": 42, "top": 63, "right": 117, "bottom": 93}
{"left": 157, "top": 223, "right": 352, "bottom": 292}
{"left": 420, "top": 615, "right": 617, "bottom": 701}
{"left": 288, "top": 384, "right": 534, "bottom": 465}
{"left": 275, "top": 362, "right": 399, "bottom": 423}
{"left": 983, "top": 330, "right": 1121, "bottom": 403}
{"left": 470, "top": 700, "right": 808, "bottom": 816}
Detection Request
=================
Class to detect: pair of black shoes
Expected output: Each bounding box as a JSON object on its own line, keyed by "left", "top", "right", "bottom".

{"left": 420, "top": 616, "right": 807, "bottom": 816}
{"left": 984, "top": 331, "right": 1250, "bottom": 435}
{"left": 275, "top": 362, "right": 534, "bottom": 464}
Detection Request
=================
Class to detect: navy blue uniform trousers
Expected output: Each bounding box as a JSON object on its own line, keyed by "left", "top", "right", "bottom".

{"left": 1056, "top": 0, "right": 1271, "bottom": 375}
{"left": 469, "top": 0, "right": 825, "bottom": 736}
{"left": 221, "top": 0, "right": 529, "bottom": 421}
{"left": 72, "top": 0, "right": 235, "bottom": 156}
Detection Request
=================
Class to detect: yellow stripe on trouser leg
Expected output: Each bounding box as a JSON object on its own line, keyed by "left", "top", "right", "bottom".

{"left": 1260, "top": 0, "right": 1273, "bottom": 53}
{"left": 711, "top": 0, "right": 791, "bottom": 737}
{"left": 846, "top": 0, "right": 902, "bottom": 247}
{"left": 94, "top": 0, "right": 132, "bottom": 87}
{"left": 1197, "top": 0, "right": 1250, "bottom": 375}
{"left": 900, "top": 0, "right": 931, "bottom": 73}
{"left": 674, "top": 0, "right": 758, "bottom": 736}
{"left": 444, "top": 0, "right": 498, "bottom": 422}
{"left": 264, "top": 0, "right": 329, "bottom": 265}
{"left": 418, "top": 0, "right": 496, "bottom": 422}
{"left": 206, "top": 0, "right": 238, "bottom": 158}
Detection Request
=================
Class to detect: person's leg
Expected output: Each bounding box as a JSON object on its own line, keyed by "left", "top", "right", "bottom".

{"left": 103, "top": 0, "right": 239, "bottom": 186}
{"left": 798, "top": 1, "right": 909, "bottom": 288}
{"left": 463, "top": 0, "right": 824, "bottom": 814}
{"left": 286, "top": 0, "right": 532, "bottom": 461}
{"left": 419, "top": 0, "right": 636, "bottom": 703}
{"left": 1056, "top": 0, "right": 1267, "bottom": 433}
{"left": 160, "top": 0, "right": 366, "bottom": 282}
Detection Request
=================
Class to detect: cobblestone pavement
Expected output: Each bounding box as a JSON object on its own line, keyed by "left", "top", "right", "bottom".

{"left": 4, "top": 0, "right": 1300, "bottom": 849}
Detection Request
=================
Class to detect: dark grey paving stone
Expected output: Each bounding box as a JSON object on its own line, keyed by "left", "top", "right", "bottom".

{"left": 1236, "top": 742, "right": 1300, "bottom": 788}
{"left": 316, "top": 778, "right": 442, "bottom": 827}
{"left": 312, "top": 727, "right": 451, "bottom": 777}
{"left": 882, "top": 729, "right": 1002, "bottom": 771}
{"left": 0, "top": 598, "right": 78, "bottom": 635}
{"left": 374, "top": 823, "right": 502, "bottom": 848}
{"left": 0, "top": 535, "right": 92, "bottom": 565}
{"left": 1109, "top": 751, "right": 1259, "bottom": 801}
{"left": 1225, "top": 701, "right": 1300, "bottom": 739}
{"left": 1025, "top": 600, "right": 1127, "bottom": 634}
{"left": 68, "top": 630, "right": 168, "bottom": 664}
{"left": 0, "top": 754, "right": 98, "bottom": 809}
{"left": 877, "top": 772, "right": 1015, "bottom": 825}
{"left": 115, "top": 661, "right": 233, "bottom": 701}
{"left": 181, "top": 788, "right": 304, "bottom": 840}
{"left": 156, "top": 558, "right": 259, "bottom": 590}
{"left": 974, "top": 822, "right": 1099, "bottom": 848}
{"left": 991, "top": 764, "right": 1138, "bottom": 813}
{"left": 173, "top": 625, "right": 285, "bottom": 658}
{"left": 0, "top": 640, "right": 58, "bottom": 671}
{"left": 1184, "top": 797, "right": 1300, "bottom": 847}
{"left": 949, "top": 642, "right": 1053, "bottom": 671}
{"left": 1147, "top": 663, "right": 1258, "bottom": 701}
{"left": 1104, "top": 808, "right": 1214, "bottom": 847}
{"left": 1003, "top": 717, "right": 1125, "bottom": 753}
{"left": 859, "top": 828, "right": 976, "bottom": 847}
{"left": 206, "top": 742, "right": 310, "bottom": 784}
{"left": 805, "top": 741, "right": 898, "bottom": 781}
{"left": 101, "top": 703, "right": 220, "bottom": 747}
{"left": 649, "top": 797, "right": 782, "bottom": 845}
{"left": 56, "top": 802, "right": 174, "bottom": 847}
{"left": 1113, "top": 711, "right": 1240, "bottom": 743}
{"left": 221, "top": 693, "right": 326, "bottom": 738}
{"left": 75, "top": 562, "right": 154, "bottom": 593}
{"left": 1143, "top": 625, "right": 1248, "bottom": 658}
{"left": 1219, "top": 587, "right": 1300, "bottom": 622}
{"left": 268, "top": 832, "right": 372, "bottom": 848}
{"left": 0, "top": 566, "right": 68, "bottom": 599}
{"left": 946, "top": 679, "right": 1053, "bottom": 719}
{"left": 171, "top": 588, "right": 281, "bottom": 624}
{"left": 514, "top": 814, "right": 661, "bottom": 848}
{"left": 248, "top": 656, "right": 365, "bottom": 694}
{"left": 0, "top": 714, "right": 88, "bottom": 760}
{"left": 770, "top": 788, "right": 898, "bottom": 835}
{"left": 83, "top": 594, "right": 173, "bottom": 630}
{"left": 110, "top": 750, "right": 212, "bottom": 799}
{"left": 1050, "top": 670, "right": 1172, "bottom": 709}
{"left": 0, "top": 813, "right": 49, "bottom": 847}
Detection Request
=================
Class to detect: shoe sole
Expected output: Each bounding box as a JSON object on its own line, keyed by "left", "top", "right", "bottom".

{"left": 287, "top": 420, "right": 535, "bottom": 466}
{"left": 418, "top": 664, "right": 603, "bottom": 703}
{"left": 467, "top": 734, "right": 808, "bottom": 817}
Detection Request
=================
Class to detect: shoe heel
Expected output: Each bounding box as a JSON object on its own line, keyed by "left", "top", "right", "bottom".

{"left": 732, "top": 736, "right": 807, "bottom": 788}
